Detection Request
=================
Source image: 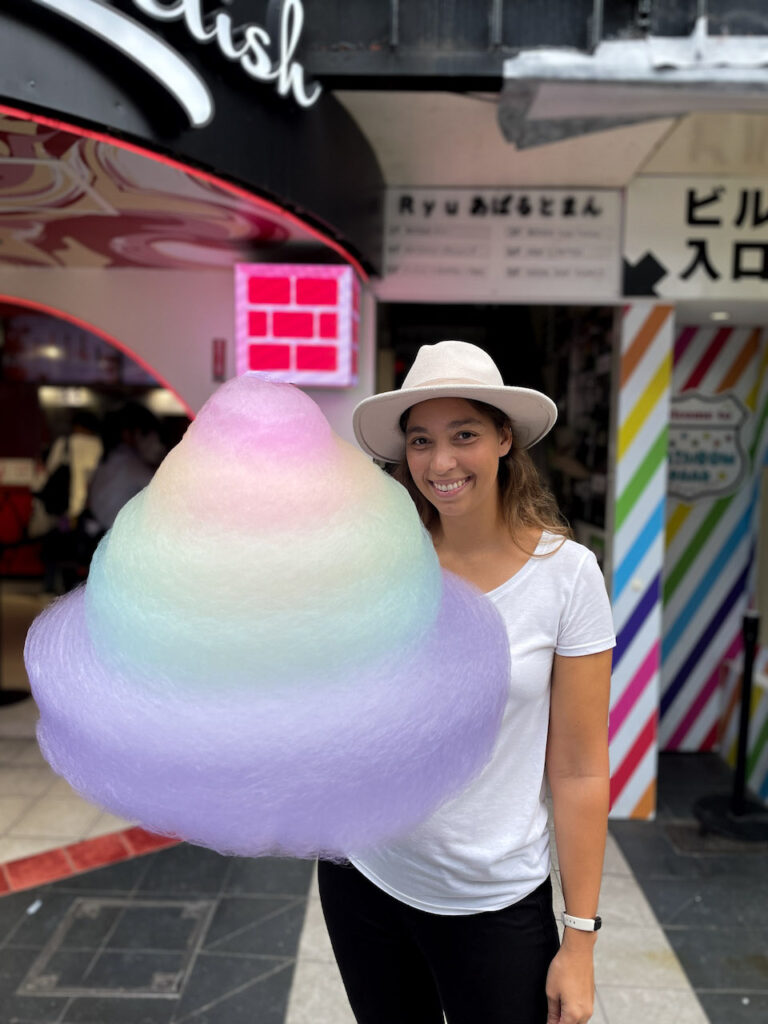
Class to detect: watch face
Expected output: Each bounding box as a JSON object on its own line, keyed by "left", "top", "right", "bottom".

{"left": 594, "top": 916, "right": 602, "bottom": 931}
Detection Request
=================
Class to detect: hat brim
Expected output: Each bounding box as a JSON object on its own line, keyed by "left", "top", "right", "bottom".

{"left": 353, "top": 384, "right": 558, "bottom": 463}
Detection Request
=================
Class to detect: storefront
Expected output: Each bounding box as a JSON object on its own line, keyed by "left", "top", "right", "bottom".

{"left": 0, "top": 1, "right": 383, "bottom": 585}
{"left": 1, "top": 3, "right": 767, "bottom": 817}
{"left": 373, "top": 179, "right": 768, "bottom": 818}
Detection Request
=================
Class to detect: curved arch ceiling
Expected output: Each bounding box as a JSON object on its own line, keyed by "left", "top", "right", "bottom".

{"left": 0, "top": 110, "right": 367, "bottom": 275}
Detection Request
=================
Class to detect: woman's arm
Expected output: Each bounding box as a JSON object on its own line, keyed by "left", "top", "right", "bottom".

{"left": 545, "top": 648, "right": 612, "bottom": 1024}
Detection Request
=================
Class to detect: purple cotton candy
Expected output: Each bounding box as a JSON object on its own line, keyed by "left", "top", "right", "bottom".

{"left": 26, "top": 576, "right": 509, "bottom": 858}
{"left": 24, "top": 376, "right": 512, "bottom": 859}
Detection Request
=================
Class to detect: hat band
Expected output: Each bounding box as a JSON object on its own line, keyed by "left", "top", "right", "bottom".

{"left": 403, "top": 376, "right": 501, "bottom": 390}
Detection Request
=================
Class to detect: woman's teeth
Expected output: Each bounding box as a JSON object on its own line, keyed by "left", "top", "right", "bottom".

{"left": 433, "top": 478, "right": 468, "bottom": 492}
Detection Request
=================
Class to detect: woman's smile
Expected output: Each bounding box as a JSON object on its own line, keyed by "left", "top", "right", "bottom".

{"left": 430, "top": 476, "right": 472, "bottom": 497}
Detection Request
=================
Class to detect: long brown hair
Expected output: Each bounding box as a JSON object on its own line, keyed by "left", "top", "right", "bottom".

{"left": 391, "top": 399, "right": 571, "bottom": 553}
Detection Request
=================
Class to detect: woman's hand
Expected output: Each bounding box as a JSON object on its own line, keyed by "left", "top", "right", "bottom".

{"left": 545, "top": 932, "right": 597, "bottom": 1024}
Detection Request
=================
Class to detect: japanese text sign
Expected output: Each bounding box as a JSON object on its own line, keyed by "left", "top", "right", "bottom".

{"left": 377, "top": 188, "right": 621, "bottom": 302}
{"left": 624, "top": 177, "right": 768, "bottom": 299}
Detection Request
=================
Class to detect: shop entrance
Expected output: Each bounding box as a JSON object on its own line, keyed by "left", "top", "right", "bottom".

{"left": 376, "top": 302, "right": 619, "bottom": 571}
{"left": 0, "top": 304, "right": 192, "bottom": 709}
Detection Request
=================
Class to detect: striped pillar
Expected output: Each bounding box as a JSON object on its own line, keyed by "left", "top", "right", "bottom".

{"left": 660, "top": 327, "right": 768, "bottom": 754}
{"left": 609, "top": 303, "right": 674, "bottom": 819}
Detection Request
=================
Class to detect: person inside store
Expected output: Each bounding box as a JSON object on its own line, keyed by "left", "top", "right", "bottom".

{"left": 33, "top": 409, "right": 103, "bottom": 593}
{"left": 84, "top": 402, "right": 166, "bottom": 540}
{"left": 319, "top": 341, "right": 615, "bottom": 1024}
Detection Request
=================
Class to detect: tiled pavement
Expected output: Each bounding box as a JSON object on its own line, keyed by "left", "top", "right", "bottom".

{"left": 2, "top": 585, "right": 767, "bottom": 1022}
{"left": 611, "top": 753, "right": 768, "bottom": 1024}
{"left": 0, "top": 847, "right": 314, "bottom": 1023}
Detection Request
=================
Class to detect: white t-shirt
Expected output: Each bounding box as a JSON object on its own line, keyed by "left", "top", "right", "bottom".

{"left": 351, "top": 532, "right": 616, "bottom": 916}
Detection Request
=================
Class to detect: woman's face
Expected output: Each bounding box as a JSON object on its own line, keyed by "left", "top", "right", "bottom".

{"left": 404, "top": 397, "right": 511, "bottom": 520}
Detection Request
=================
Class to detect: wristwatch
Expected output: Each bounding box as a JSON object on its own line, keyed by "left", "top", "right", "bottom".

{"left": 562, "top": 912, "right": 602, "bottom": 932}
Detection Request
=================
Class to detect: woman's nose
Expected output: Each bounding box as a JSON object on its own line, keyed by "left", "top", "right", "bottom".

{"left": 431, "top": 444, "right": 457, "bottom": 473}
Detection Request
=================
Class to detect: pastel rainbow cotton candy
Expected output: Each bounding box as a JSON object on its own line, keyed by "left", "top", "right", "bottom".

{"left": 25, "top": 375, "right": 510, "bottom": 858}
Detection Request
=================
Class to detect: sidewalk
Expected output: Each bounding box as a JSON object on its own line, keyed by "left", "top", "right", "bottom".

{"left": 1, "top": 690, "right": 712, "bottom": 1024}
{"left": 1, "top": 585, "right": 766, "bottom": 1022}
{"left": 285, "top": 826, "right": 710, "bottom": 1024}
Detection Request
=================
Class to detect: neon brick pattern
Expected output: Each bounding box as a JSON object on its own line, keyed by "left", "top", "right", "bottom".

{"left": 609, "top": 303, "right": 674, "bottom": 820}
{"left": 235, "top": 264, "right": 360, "bottom": 386}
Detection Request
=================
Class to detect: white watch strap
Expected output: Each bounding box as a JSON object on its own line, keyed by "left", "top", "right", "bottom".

{"left": 562, "top": 912, "right": 602, "bottom": 931}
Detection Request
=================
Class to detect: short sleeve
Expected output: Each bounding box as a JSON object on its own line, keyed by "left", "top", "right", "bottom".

{"left": 556, "top": 550, "right": 616, "bottom": 657}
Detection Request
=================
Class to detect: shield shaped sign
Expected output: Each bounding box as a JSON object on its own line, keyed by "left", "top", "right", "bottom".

{"left": 668, "top": 392, "right": 749, "bottom": 503}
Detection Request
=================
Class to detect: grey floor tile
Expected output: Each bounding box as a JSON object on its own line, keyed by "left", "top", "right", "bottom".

{"left": 0, "top": 946, "right": 69, "bottom": 1022}
{"left": 204, "top": 896, "right": 298, "bottom": 949}
{"left": 609, "top": 820, "right": 704, "bottom": 879}
{"left": 597, "top": 873, "right": 658, "bottom": 928}
{"left": 593, "top": 925, "right": 690, "bottom": 989}
{"left": 697, "top": 990, "right": 768, "bottom": 1024}
{"left": 642, "top": 876, "right": 768, "bottom": 928}
{"left": 203, "top": 898, "right": 307, "bottom": 958}
{"left": 3, "top": 892, "right": 80, "bottom": 949}
{"left": 136, "top": 845, "right": 231, "bottom": 896}
{"left": 85, "top": 949, "right": 187, "bottom": 992}
{"left": 0, "top": 890, "right": 47, "bottom": 946}
{"left": 598, "top": 984, "right": 709, "bottom": 1023}
{"left": 58, "top": 902, "right": 123, "bottom": 949}
{"left": 602, "top": 834, "right": 632, "bottom": 876}
{"left": 106, "top": 903, "right": 203, "bottom": 952}
{"left": 294, "top": 892, "right": 337, "bottom": 966}
{"left": 665, "top": 927, "right": 768, "bottom": 991}
{"left": 223, "top": 857, "right": 314, "bottom": 897}
{"left": 63, "top": 995, "right": 175, "bottom": 1022}
{"left": 50, "top": 855, "right": 153, "bottom": 894}
{"left": 285, "top": 959, "right": 356, "bottom": 1024}
{"left": 33, "top": 947, "right": 95, "bottom": 988}
{"left": 172, "top": 952, "right": 293, "bottom": 1022}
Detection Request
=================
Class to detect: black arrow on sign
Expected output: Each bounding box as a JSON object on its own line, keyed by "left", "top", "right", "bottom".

{"left": 622, "top": 253, "right": 668, "bottom": 296}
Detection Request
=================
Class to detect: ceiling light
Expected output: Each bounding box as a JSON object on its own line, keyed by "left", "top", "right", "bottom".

{"left": 710, "top": 311, "right": 731, "bottom": 321}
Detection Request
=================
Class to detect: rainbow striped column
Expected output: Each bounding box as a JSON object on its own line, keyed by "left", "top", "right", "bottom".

{"left": 660, "top": 327, "right": 768, "bottom": 754}
{"left": 609, "top": 303, "right": 674, "bottom": 819}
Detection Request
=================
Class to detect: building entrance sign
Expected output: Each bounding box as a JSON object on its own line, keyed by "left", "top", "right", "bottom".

{"left": 378, "top": 187, "right": 621, "bottom": 302}
{"left": 625, "top": 177, "right": 768, "bottom": 298}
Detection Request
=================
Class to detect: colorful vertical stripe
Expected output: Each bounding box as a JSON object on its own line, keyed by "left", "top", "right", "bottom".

{"left": 660, "top": 326, "right": 768, "bottom": 760}
{"left": 609, "top": 303, "right": 673, "bottom": 819}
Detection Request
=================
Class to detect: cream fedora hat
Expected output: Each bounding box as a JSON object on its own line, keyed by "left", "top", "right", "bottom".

{"left": 353, "top": 341, "right": 558, "bottom": 463}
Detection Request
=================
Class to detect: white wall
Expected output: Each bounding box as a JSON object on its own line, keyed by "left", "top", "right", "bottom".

{"left": 0, "top": 268, "right": 375, "bottom": 443}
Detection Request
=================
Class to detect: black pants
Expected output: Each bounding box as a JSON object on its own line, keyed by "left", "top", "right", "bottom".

{"left": 318, "top": 860, "right": 560, "bottom": 1024}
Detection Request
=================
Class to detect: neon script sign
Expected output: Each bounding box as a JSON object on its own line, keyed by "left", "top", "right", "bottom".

{"left": 29, "top": 0, "right": 322, "bottom": 128}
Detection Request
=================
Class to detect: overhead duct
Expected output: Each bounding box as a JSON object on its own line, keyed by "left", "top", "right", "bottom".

{"left": 499, "top": 16, "right": 768, "bottom": 148}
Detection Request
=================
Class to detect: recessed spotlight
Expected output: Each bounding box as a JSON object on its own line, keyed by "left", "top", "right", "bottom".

{"left": 710, "top": 311, "right": 730, "bottom": 321}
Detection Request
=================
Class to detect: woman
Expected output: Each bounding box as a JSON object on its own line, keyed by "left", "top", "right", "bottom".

{"left": 319, "top": 341, "right": 615, "bottom": 1024}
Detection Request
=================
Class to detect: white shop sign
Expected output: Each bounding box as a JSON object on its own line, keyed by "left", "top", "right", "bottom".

{"left": 668, "top": 392, "right": 749, "bottom": 502}
{"left": 377, "top": 188, "right": 621, "bottom": 303}
{"left": 625, "top": 177, "right": 768, "bottom": 299}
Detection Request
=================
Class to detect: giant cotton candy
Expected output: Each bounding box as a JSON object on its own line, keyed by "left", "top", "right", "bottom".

{"left": 25, "top": 374, "right": 510, "bottom": 858}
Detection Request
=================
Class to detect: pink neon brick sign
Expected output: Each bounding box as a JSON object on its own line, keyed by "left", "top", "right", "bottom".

{"left": 235, "top": 264, "right": 360, "bottom": 386}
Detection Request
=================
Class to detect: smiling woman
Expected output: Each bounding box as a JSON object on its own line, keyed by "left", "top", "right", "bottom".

{"left": 320, "top": 341, "right": 616, "bottom": 1024}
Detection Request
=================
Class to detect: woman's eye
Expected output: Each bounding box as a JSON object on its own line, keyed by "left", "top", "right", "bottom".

{"left": 456, "top": 431, "right": 476, "bottom": 441}
{"left": 409, "top": 436, "right": 429, "bottom": 447}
